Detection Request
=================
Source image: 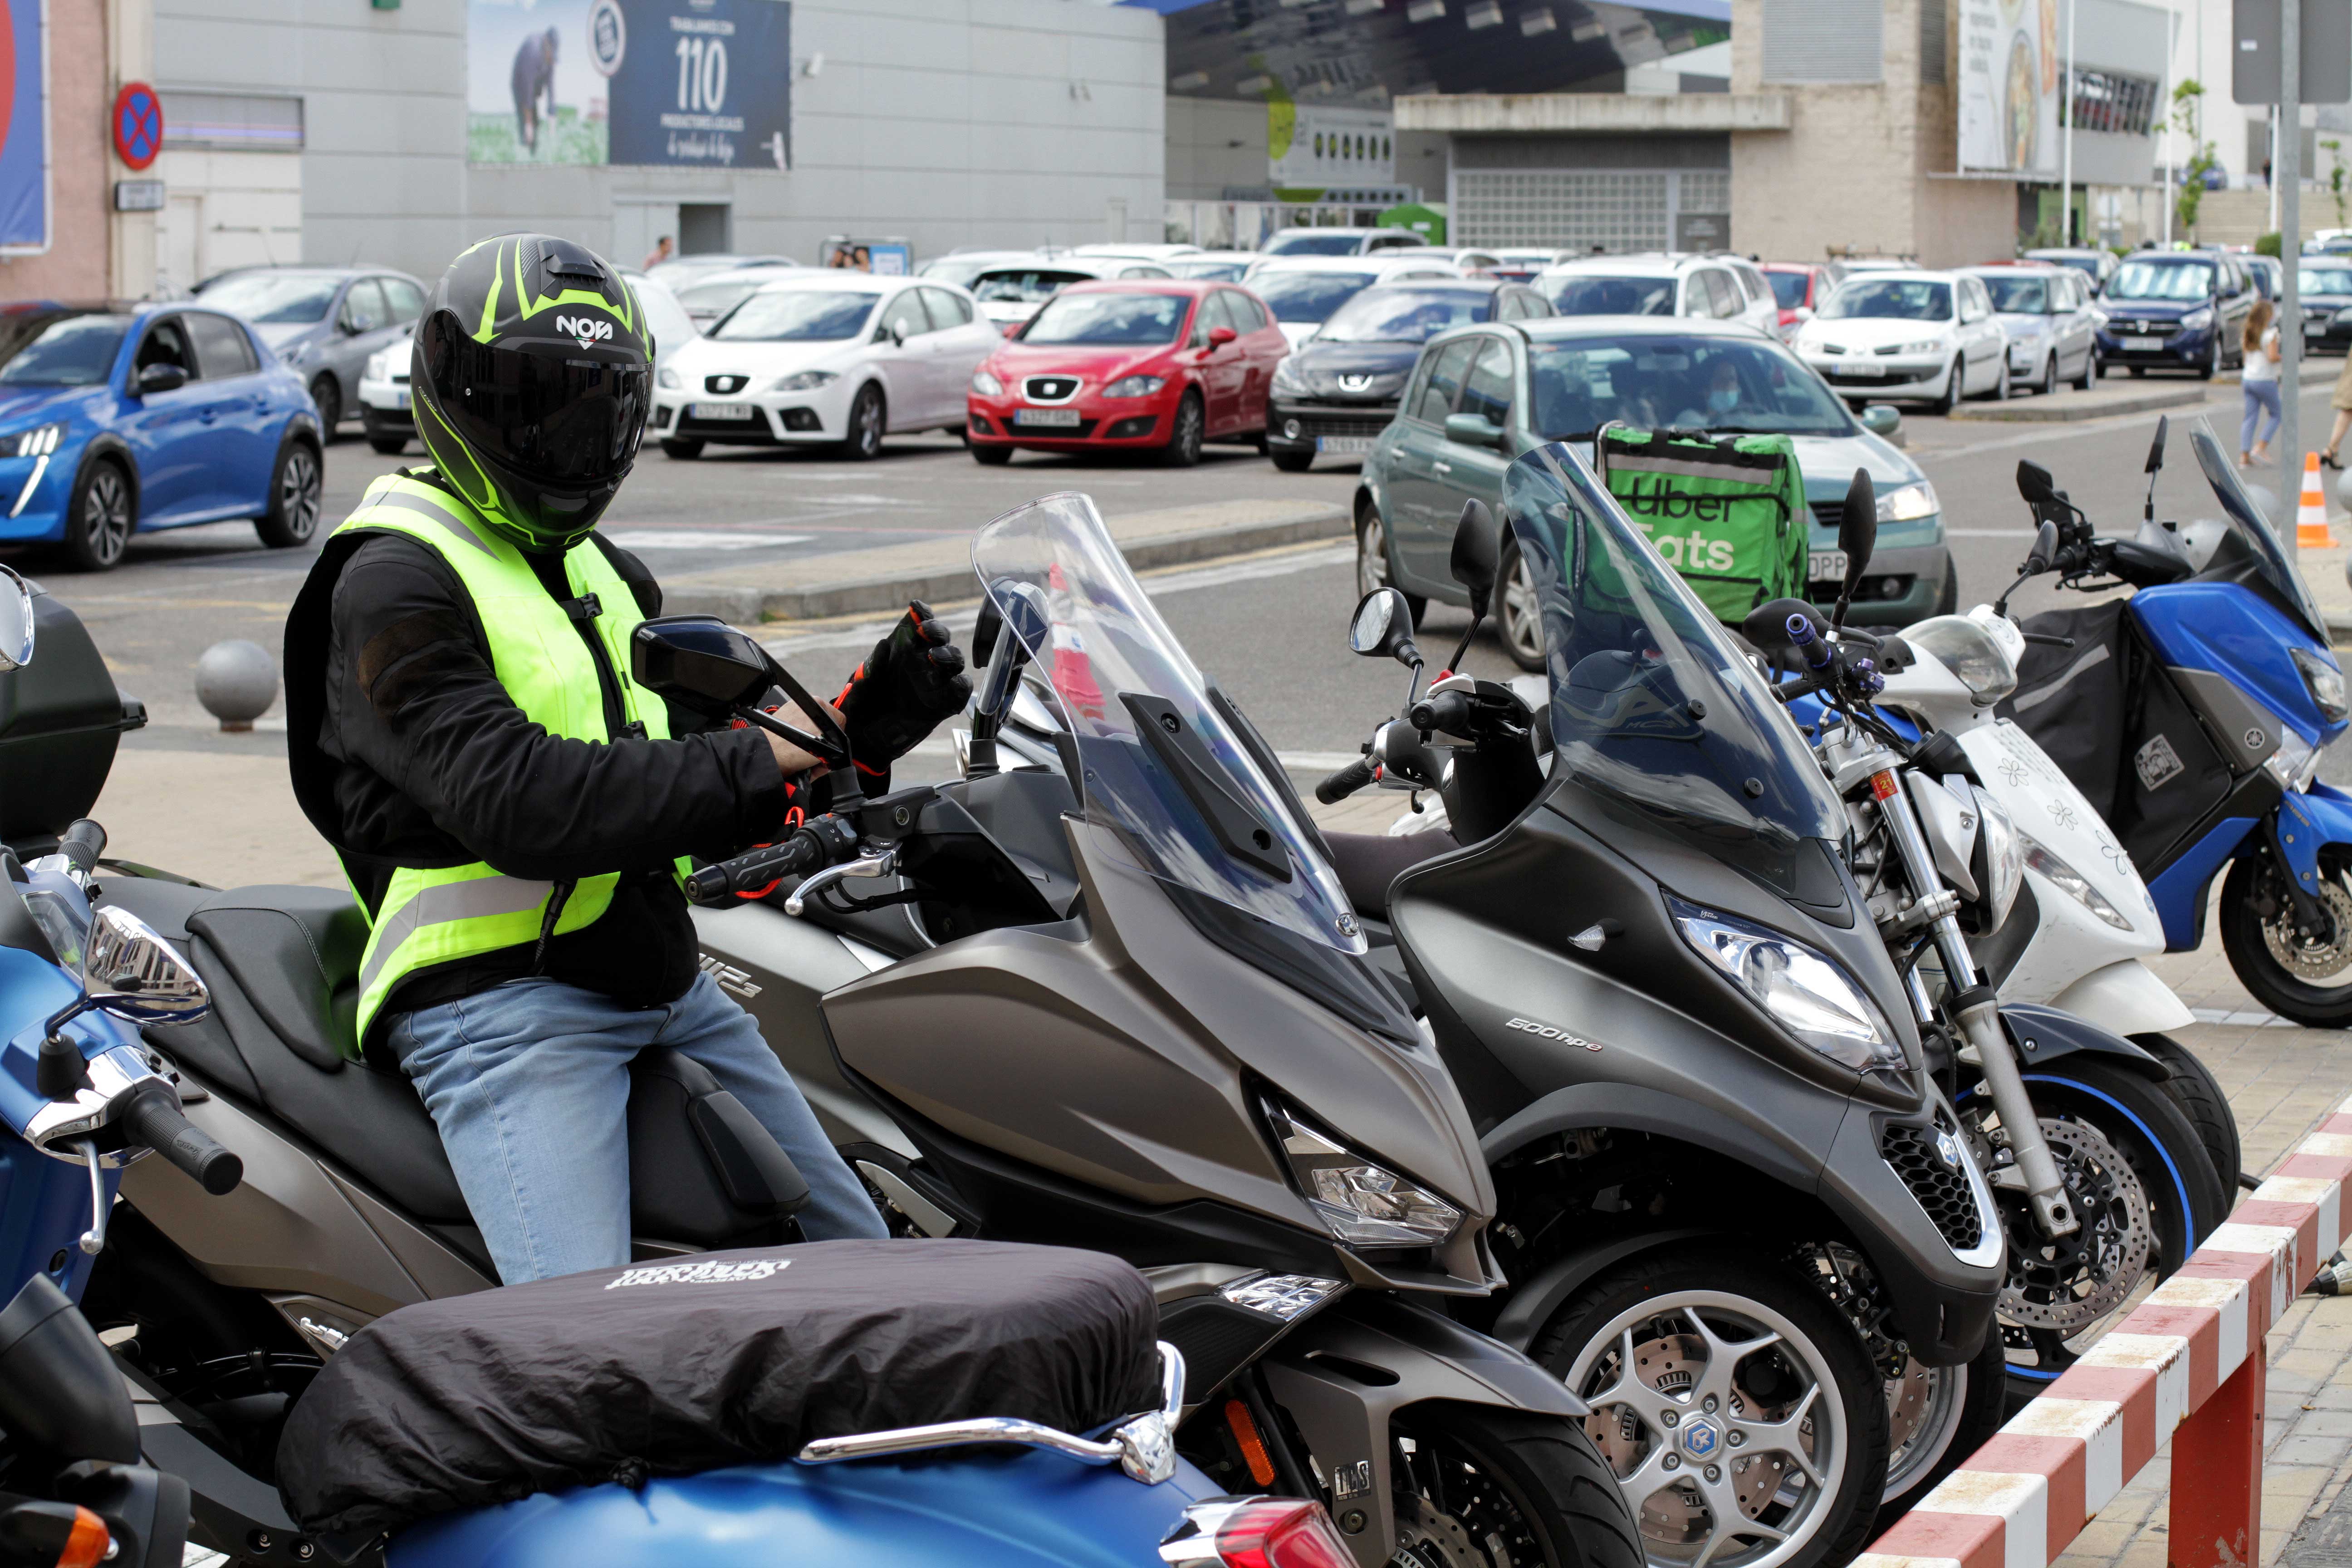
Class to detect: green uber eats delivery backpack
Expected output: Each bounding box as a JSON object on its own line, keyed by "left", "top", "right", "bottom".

{"left": 1595, "top": 423, "right": 1810, "bottom": 625}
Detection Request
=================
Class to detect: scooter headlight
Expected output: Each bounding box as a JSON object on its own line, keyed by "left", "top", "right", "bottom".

{"left": 1670, "top": 898, "right": 1906, "bottom": 1073}
{"left": 1904, "top": 615, "right": 2017, "bottom": 703}
{"left": 2292, "top": 647, "right": 2348, "bottom": 724}
{"left": 2021, "top": 834, "right": 2133, "bottom": 931}
{"left": 1972, "top": 785, "right": 2024, "bottom": 929}
{"left": 1264, "top": 1102, "right": 1462, "bottom": 1247}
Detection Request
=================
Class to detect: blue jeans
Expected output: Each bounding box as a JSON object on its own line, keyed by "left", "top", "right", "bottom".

{"left": 389, "top": 973, "right": 889, "bottom": 1284}
{"left": 2244, "top": 379, "right": 2283, "bottom": 453}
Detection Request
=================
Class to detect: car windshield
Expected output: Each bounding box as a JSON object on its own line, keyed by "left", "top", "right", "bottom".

{"left": 971, "top": 491, "right": 1364, "bottom": 952}
{"left": 711, "top": 289, "right": 878, "bottom": 341}
{"left": 0, "top": 312, "right": 130, "bottom": 387}
{"left": 1251, "top": 270, "right": 1377, "bottom": 325}
{"left": 1980, "top": 275, "right": 2051, "bottom": 313}
{"left": 2107, "top": 261, "right": 2214, "bottom": 300}
{"left": 1170, "top": 260, "right": 1249, "bottom": 281}
{"left": 199, "top": 273, "right": 342, "bottom": 324}
{"left": 1264, "top": 234, "right": 1364, "bottom": 256}
{"left": 1820, "top": 279, "right": 1951, "bottom": 320}
{"left": 917, "top": 258, "right": 1004, "bottom": 289}
{"left": 972, "top": 269, "right": 1096, "bottom": 306}
{"left": 2187, "top": 417, "right": 2331, "bottom": 641}
{"left": 1765, "top": 272, "right": 1809, "bottom": 309}
{"left": 679, "top": 279, "right": 766, "bottom": 320}
{"left": 2302, "top": 267, "right": 2352, "bottom": 296}
{"left": 1503, "top": 443, "right": 1848, "bottom": 898}
{"left": 1527, "top": 334, "right": 1856, "bottom": 441}
{"left": 1022, "top": 291, "right": 1192, "bottom": 345}
{"left": 1548, "top": 275, "right": 1676, "bottom": 316}
{"left": 1318, "top": 288, "right": 1493, "bottom": 343}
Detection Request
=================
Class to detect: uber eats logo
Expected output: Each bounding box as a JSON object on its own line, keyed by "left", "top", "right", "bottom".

{"left": 555, "top": 314, "right": 615, "bottom": 351}
{"left": 1619, "top": 475, "right": 1738, "bottom": 573}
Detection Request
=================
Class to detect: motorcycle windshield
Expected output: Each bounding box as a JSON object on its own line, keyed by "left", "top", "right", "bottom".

{"left": 971, "top": 492, "right": 1367, "bottom": 953}
{"left": 1503, "top": 443, "right": 1849, "bottom": 895}
{"left": 2188, "top": 418, "right": 2330, "bottom": 642}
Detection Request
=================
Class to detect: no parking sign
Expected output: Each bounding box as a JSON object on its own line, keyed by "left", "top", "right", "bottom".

{"left": 112, "top": 82, "right": 162, "bottom": 171}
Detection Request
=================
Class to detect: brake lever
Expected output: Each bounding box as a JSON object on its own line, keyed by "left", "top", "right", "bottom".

{"left": 784, "top": 845, "right": 900, "bottom": 917}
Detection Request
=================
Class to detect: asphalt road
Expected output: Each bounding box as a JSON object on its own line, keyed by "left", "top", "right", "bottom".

{"left": 22, "top": 369, "right": 2340, "bottom": 768}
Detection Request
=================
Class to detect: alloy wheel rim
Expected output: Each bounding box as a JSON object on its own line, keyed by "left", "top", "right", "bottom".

{"left": 284, "top": 450, "right": 321, "bottom": 537}
{"left": 1502, "top": 554, "right": 1542, "bottom": 662}
{"left": 1179, "top": 401, "right": 1202, "bottom": 459}
{"left": 89, "top": 471, "right": 130, "bottom": 560}
{"left": 1881, "top": 1357, "right": 1966, "bottom": 1500}
{"left": 1358, "top": 516, "right": 1391, "bottom": 596}
{"left": 858, "top": 392, "right": 882, "bottom": 453}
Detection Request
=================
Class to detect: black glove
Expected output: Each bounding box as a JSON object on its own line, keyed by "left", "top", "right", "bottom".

{"left": 837, "top": 600, "right": 971, "bottom": 774}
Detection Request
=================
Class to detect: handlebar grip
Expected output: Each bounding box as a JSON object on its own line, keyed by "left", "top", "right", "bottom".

{"left": 56, "top": 820, "right": 105, "bottom": 877}
{"left": 121, "top": 1083, "right": 240, "bottom": 1195}
{"left": 1784, "top": 613, "right": 1834, "bottom": 673}
{"left": 1409, "top": 691, "right": 1474, "bottom": 736}
{"left": 1315, "top": 756, "right": 1378, "bottom": 804}
{"left": 686, "top": 834, "right": 822, "bottom": 904}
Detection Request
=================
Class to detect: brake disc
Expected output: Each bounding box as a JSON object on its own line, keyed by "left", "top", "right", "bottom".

{"left": 1999, "top": 1117, "right": 2153, "bottom": 1332}
{"left": 2263, "top": 878, "right": 2352, "bottom": 981}
{"left": 1393, "top": 1494, "right": 1490, "bottom": 1568}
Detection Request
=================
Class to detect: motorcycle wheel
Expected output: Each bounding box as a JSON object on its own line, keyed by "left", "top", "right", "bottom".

{"left": 1532, "top": 1242, "right": 1887, "bottom": 1568}
{"left": 1872, "top": 1338, "right": 2009, "bottom": 1534}
{"left": 2217, "top": 857, "right": 2352, "bottom": 1027}
{"left": 1960, "top": 1058, "right": 2229, "bottom": 1411}
{"left": 1389, "top": 1407, "right": 1646, "bottom": 1568}
{"left": 2132, "top": 1032, "right": 2246, "bottom": 1193}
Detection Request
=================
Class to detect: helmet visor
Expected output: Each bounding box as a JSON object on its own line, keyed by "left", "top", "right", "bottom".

{"left": 423, "top": 328, "right": 649, "bottom": 489}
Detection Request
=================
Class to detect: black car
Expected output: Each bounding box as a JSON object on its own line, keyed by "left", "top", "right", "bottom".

{"left": 1265, "top": 278, "right": 1551, "bottom": 472}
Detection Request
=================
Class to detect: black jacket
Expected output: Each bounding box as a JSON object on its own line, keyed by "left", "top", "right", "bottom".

{"left": 286, "top": 521, "right": 794, "bottom": 1036}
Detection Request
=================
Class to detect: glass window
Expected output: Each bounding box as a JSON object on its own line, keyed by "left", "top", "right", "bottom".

{"left": 2107, "top": 261, "right": 2215, "bottom": 301}
{"left": 0, "top": 312, "right": 130, "bottom": 387}
{"left": 2302, "top": 267, "right": 2352, "bottom": 296}
{"left": 1820, "top": 279, "right": 1953, "bottom": 321}
{"left": 1525, "top": 333, "right": 1857, "bottom": 441}
{"left": 1023, "top": 291, "right": 1192, "bottom": 346}
{"left": 134, "top": 318, "right": 196, "bottom": 376}
{"left": 1251, "top": 269, "right": 1379, "bottom": 326}
{"left": 1172, "top": 259, "right": 1250, "bottom": 281}
{"left": 1117, "top": 265, "right": 1173, "bottom": 279}
{"left": 1318, "top": 286, "right": 1494, "bottom": 343}
{"left": 340, "top": 279, "right": 389, "bottom": 333}
{"left": 380, "top": 277, "right": 427, "bottom": 323}
{"left": 186, "top": 313, "right": 258, "bottom": 378}
{"left": 1765, "top": 270, "right": 1810, "bottom": 309}
{"left": 1705, "top": 271, "right": 1743, "bottom": 318}
{"left": 710, "top": 289, "right": 879, "bottom": 341}
{"left": 920, "top": 287, "right": 973, "bottom": 331}
{"left": 1979, "top": 274, "right": 2049, "bottom": 313}
{"left": 1548, "top": 274, "right": 1677, "bottom": 316}
{"left": 197, "top": 271, "right": 341, "bottom": 324}
{"left": 879, "top": 289, "right": 930, "bottom": 340}
{"left": 1225, "top": 291, "right": 1269, "bottom": 331}
{"left": 971, "top": 269, "right": 1097, "bottom": 306}
{"left": 1413, "top": 338, "right": 1477, "bottom": 423}
{"left": 1457, "top": 337, "right": 1514, "bottom": 427}
{"left": 1264, "top": 232, "right": 1368, "bottom": 256}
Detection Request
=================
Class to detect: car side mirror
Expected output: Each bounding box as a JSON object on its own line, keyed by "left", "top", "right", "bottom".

{"left": 79, "top": 907, "right": 209, "bottom": 1024}
{"left": 1442, "top": 412, "right": 1504, "bottom": 450}
{"left": 1207, "top": 325, "right": 1237, "bottom": 349}
{"left": 1450, "top": 498, "right": 1499, "bottom": 618}
{"left": 135, "top": 363, "right": 186, "bottom": 396}
{"left": 1859, "top": 404, "right": 1901, "bottom": 438}
{"left": 888, "top": 320, "right": 907, "bottom": 348}
{"left": 1349, "top": 587, "right": 1421, "bottom": 669}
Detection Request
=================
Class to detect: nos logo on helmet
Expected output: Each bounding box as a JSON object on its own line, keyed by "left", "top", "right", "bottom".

{"left": 556, "top": 314, "right": 615, "bottom": 350}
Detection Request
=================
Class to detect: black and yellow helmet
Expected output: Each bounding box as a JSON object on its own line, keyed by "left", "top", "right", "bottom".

{"left": 411, "top": 234, "right": 652, "bottom": 554}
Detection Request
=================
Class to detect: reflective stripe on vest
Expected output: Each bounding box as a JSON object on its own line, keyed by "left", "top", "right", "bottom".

{"left": 332, "top": 471, "right": 677, "bottom": 1051}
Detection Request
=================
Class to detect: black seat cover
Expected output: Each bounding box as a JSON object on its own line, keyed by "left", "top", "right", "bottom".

{"left": 1324, "top": 830, "right": 1452, "bottom": 919}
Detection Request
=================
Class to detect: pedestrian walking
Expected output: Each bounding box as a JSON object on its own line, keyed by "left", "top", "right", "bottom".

{"left": 2242, "top": 299, "right": 2282, "bottom": 467}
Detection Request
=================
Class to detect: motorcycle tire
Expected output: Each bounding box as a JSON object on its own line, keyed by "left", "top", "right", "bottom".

{"left": 1873, "top": 1334, "right": 2009, "bottom": 1535}
{"left": 1530, "top": 1241, "right": 1888, "bottom": 1568}
{"left": 2217, "top": 857, "right": 2352, "bottom": 1028}
{"left": 2132, "top": 1032, "right": 2246, "bottom": 1194}
{"left": 1967, "top": 1058, "right": 2230, "bottom": 1412}
{"left": 1389, "top": 1406, "right": 1645, "bottom": 1568}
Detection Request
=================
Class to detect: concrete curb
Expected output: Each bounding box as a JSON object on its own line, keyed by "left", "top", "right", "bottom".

{"left": 663, "top": 501, "right": 1351, "bottom": 623}
{"left": 1947, "top": 386, "right": 2213, "bottom": 423}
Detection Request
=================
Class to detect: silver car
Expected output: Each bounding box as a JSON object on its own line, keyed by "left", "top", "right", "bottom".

{"left": 1964, "top": 265, "right": 2100, "bottom": 393}
{"left": 195, "top": 266, "right": 428, "bottom": 438}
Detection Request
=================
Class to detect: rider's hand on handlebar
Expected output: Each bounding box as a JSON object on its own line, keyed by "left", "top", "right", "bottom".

{"left": 756, "top": 699, "right": 843, "bottom": 780}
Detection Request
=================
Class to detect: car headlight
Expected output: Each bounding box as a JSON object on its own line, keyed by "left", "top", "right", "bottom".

{"left": 658, "top": 367, "right": 683, "bottom": 390}
{"left": 2265, "top": 726, "right": 2324, "bottom": 791}
{"left": 1875, "top": 479, "right": 1939, "bottom": 524}
{"left": 1902, "top": 614, "right": 2016, "bottom": 702}
{"left": 1898, "top": 338, "right": 1944, "bottom": 355}
{"left": 1271, "top": 358, "right": 1308, "bottom": 394}
{"left": 1264, "top": 1101, "right": 1461, "bottom": 1246}
{"left": 10, "top": 423, "right": 63, "bottom": 458}
{"left": 1973, "top": 786, "right": 2024, "bottom": 930}
{"left": 2022, "top": 835, "right": 2133, "bottom": 931}
{"left": 1103, "top": 374, "right": 1165, "bottom": 399}
{"left": 2292, "top": 646, "right": 2348, "bottom": 723}
{"left": 774, "top": 369, "right": 838, "bottom": 393}
{"left": 2182, "top": 308, "right": 2214, "bottom": 330}
{"left": 1670, "top": 897, "right": 1906, "bottom": 1073}
{"left": 364, "top": 347, "right": 399, "bottom": 382}
{"left": 970, "top": 368, "right": 1003, "bottom": 395}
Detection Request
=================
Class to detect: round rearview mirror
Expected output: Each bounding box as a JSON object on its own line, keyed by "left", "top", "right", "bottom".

{"left": 1350, "top": 588, "right": 1411, "bottom": 658}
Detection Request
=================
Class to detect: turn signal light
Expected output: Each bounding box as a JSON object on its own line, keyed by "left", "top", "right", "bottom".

{"left": 1213, "top": 1499, "right": 1356, "bottom": 1568}
{"left": 0, "top": 1500, "right": 113, "bottom": 1568}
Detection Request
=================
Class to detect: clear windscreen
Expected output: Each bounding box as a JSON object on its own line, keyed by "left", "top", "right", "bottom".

{"left": 2187, "top": 417, "right": 2330, "bottom": 641}
{"left": 970, "top": 493, "right": 1366, "bottom": 952}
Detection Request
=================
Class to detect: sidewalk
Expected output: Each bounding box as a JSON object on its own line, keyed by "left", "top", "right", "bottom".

{"left": 1946, "top": 358, "right": 2337, "bottom": 425}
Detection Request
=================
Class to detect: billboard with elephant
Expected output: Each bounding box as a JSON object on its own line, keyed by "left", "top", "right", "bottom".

{"left": 468, "top": 0, "right": 791, "bottom": 169}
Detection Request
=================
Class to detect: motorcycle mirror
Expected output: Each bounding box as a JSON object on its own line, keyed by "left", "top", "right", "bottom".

{"left": 630, "top": 615, "right": 851, "bottom": 768}
{"left": 81, "top": 907, "right": 208, "bottom": 1025}
{"left": 2016, "top": 459, "right": 2058, "bottom": 506}
{"left": 0, "top": 564, "right": 32, "bottom": 674}
{"left": 2026, "top": 518, "right": 2061, "bottom": 575}
{"left": 0, "top": 1275, "right": 140, "bottom": 1465}
{"left": 2144, "top": 415, "right": 2168, "bottom": 475}
{"left": 967, "top": 581, "right": 1049, "bottom": 773}
{"left": 1348, "top": 588, "right": 1421, "bottom": 669}
{"left": 970, "top": 598, "right": 1003, "bottom": 672}
{"left": 1833, "top": 469, "right": 1876, "bottom": 628}
{"left": 1449, "top": 499, "right": 1499, "bottom": 618}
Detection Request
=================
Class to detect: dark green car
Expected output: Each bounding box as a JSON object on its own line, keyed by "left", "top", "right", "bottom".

{"left": 1354, "top": 317, "right": 1953, "bottom": 666}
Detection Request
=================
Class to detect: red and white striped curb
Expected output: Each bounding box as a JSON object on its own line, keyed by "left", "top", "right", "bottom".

{"left": 1856, "top": 1095, "right": 2352, "bottom": 1568}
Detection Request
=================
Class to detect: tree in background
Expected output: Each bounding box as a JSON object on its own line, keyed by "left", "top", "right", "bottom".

{"left": 2327, "top": 138, "right": 2349, "bottom": 231}
{"left": 2172, "top": 81, "right": 2222, "bottom": 238}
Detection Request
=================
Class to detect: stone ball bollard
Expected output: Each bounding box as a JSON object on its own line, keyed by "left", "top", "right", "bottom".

{"left": 196, "top": 640, "right": 278, "bottom": 733}
{"left": 2336, "top": 466, "right": 2352, "bottom": 520}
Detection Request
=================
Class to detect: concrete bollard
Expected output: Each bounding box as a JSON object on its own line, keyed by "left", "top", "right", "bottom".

{"left": 195, "top": 640, "right": 278, "bottom": 733}
{"left": 2337, "top": 466, "right": 2352, "bottom": 519}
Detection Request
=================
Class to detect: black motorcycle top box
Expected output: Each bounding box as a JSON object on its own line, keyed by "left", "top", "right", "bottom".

{"left": 0, "top": 583, "right": 145, "bottom": 841}
{"left": 274, "top": 1239, "right": 1163, "bottom": 1539}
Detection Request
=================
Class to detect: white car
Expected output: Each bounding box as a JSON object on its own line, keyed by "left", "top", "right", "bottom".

{"left": 1259, "top": 226, "right": 1429, "bottom": 258}
{"left": 674, "top": 265, "right": 813, "bottom": 332}
{"left": 1070, "top": 242, "right": 1204, "bottom": 262}
{"left": 967, "top": 256, "right": 1177, "bottom": 330}
{"left": 1536, "top": 254, "right": 1778, "bottom": 336}
{"left": 917, "top": 249, "right": 1047, "bottom": 290}
{"left": 1961, "top": 264, "right": 2100, "bottom": 394}
{"left": 1793, "top": 270, "right": 2012, "bottom": 413}
{"left": 1166, "top": 250, "right": 1261, "bottom": 282}
{"left": 1245, "top": 253, "right": 1465, "bottom": 347}
{"left": 355, "top": 270, "right": 698, "bottom": 456}
{"left": 650, "top": 273, "right": 999, "bottom": 461}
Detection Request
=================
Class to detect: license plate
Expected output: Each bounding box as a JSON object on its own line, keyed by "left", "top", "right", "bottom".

{"left": 1317, "top": 435, "right": 1375, "bottom": 454}
{"left": 1015, "top": 407, "right": 1083, "bottom": 427}
{"left": 691, "top": 401, "right": 753, "bottom": 421}
{"left": 1839, "top": 363, "right": 1884, "bottom": 377}
{"left": 395, "top": 390, "right": 411, "bottom": 412}
{"left": 1810, "top": 549, "right": 1848, "bottom": 583}
{"left": 2124, "top": 337, "right": 2163, "bottom": 353}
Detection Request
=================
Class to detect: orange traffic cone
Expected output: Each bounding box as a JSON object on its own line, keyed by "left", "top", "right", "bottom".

{"left": 2300, "top": 452, "right": 2339, "bottom": 549}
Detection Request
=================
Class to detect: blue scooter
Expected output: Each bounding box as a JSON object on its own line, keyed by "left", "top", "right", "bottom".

{"left": 1998, "top": 417, "right": 2352, "bottom": 1025}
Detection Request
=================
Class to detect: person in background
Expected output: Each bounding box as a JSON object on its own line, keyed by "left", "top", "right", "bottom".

{"left": 642, "top": 235, "right": 673, "bottom": 270}
{"left": 2323, "top": 326, "right": 2352, "bottom": 471}
{"left": 2241, "top": 298, "right": 2281, "bottom": 468}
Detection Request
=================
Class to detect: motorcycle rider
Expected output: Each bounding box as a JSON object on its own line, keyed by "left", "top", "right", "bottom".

{"left": 282, "top": 234, "right": 971, "bottom": 1283}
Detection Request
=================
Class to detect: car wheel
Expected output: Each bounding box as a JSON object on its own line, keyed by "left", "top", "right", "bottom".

{"left": 1158, "top": 392, "right": 1205, "bottom": 468}
{"left": 254, "top": 438, "right": 323, "bottom": 549}
{"left": 1270, "top": 447, "right": 1315, "bottom": 473}
{"left": 660, "top": 438, "right": 704, "bottom": 460}
{"left": 970, "top": 443, "right": 1014, "bottom": 466}
{"left": 1933, "top": 551, "right": 1959, "bottom": 615}
{"left": 367, "top": 434, "right": 409, "bottom": 456}
{"left": 839, "top": 383, "right": 886, "bottom": 461}
{"left": 309, "top": 375, "right": 343, "bottom": 438}
{"left": 2198, "top": 338, "right": 2218, "bottom": 381}
{"left": 2129, "top": 365, "right": 2146, "bottom": 377}
{"left": 62, "top": 458, "right": 134, "bottom": 572}
{"left": 1497, "top": 538, "right": 1545, "bottom": 672}
{"left": 2076, "top": 349, "right": 2098, "bottom": 391}
{"left": 2038, "top": 352, "right": 2058, "bottom": 396}
{"left": 1355, "top": 502, "right": 1426, "bottom": 625}
{"left": 1987, "top": 358, "right": 2011, "bottom": 400}
{"left": 1931, "top": 359, "right": 1960, "bottom": 416}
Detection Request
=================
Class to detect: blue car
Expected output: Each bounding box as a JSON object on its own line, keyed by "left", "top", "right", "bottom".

{"left": 0, "top": 299, "right": 323, "bottom": 570}
{"left": 2094, "top": 251, "right": 2257, "bottom": 380}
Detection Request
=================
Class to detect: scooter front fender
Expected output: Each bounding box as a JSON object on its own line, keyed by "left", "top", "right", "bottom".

{"left": 2040, "top": 961, "right": 2195, "bottom": 1037}
{"left": 1259, "top": 1294, "right": 1585, "bottom": 1568}
{"left": 1998, "top": 1003, "right": 2166, "bottom": 1079}
{"left": 2272, "top": 781, "right": 2352, "bottom": 905}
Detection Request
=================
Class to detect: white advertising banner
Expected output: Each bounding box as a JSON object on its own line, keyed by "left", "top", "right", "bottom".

{"left": 1269, "top": 104, "right": 1394, "bottom": 193}
{"left": 1958, "top": 0, "right": 2062, "bottom": 176}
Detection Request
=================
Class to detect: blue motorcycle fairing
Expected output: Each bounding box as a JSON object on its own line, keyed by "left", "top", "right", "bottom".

{"left": 2129, "top": 582, "right": 2347, "bottom": 752}
{"left": 390, "top": 1447, "right": 1220, "bottom": 1568}
{"left": 2147, "top": 816, "right": 2262, "bottom": 950}
{"left": 1997, "top": 1002, "right": 2165, "bottom": 1078}
{"left": 2271, "top": 780, "right": 2352, "bottom": 905}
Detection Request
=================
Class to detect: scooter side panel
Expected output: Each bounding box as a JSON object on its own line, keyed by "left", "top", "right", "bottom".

{"left": 2147, "top": 817, "right": 2260, "bottom": 950}
{"left": 2131, "top": 582, "right": 2340, "bottom": 748}
{"left": 2272, "top": 782, "right": 2352, "bottom": 906}
{"left": 388, "top": 1451, "right": 1220, "bottom": 1568}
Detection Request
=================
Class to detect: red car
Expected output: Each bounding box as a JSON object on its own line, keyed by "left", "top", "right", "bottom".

{"left": 966, "top": 279, "right": 1288, "bottom": 466}
{"left": 1759, "top": 262, "right": 1849, "bottom": 335}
